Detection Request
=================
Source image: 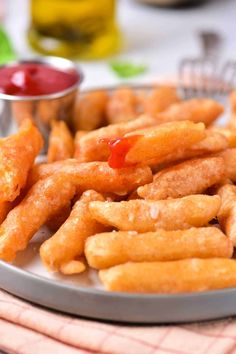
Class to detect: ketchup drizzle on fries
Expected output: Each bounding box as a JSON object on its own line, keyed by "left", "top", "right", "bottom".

{"left": 100, "top": 135, "right": 142, "bottom": 168}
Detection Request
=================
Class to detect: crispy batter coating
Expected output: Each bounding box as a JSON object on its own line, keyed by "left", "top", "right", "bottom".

{"left": 99, "top": 259, "right": 236, "bottom": 293}
{"left": 0, "top": 174, "right": 76, "bottom": 262}
{"left": 106, "top": 88, "right": 137, "bottom": 124}
{"left": 46, "top": 202, "right": 72, "bottom": 232}
{"left": 210, "top": 127, "right": 236, "bottom": 148}
{"left": 27, "top": 161, "right": 153, "bottom": 195}
{"left": 138, "top": 157, "right": 225, "bottom": 200}
{"left": 157, "top": 99, "right": 223, "bottom": 126}
{"left": 144, "top": 86, "right": 180, "bottom": 117}
{"left": 40, "top": 190, "right": 107, "bottom": 272}
{"left": 89, "top": 195, "right": 221, "bottom": 232}
{"left": 125, "top": 121, "right": 206, "bottom": 165}
{"left": 73, "top": 91, "right": 108, "bottom": 131}
{"left": 47, "top": 120, "right": 74, "bottom": 163}
{"left": 0, "top": 119, "right": 43, "bottom": 202}
{"left": 218, "top": 149, "right": 236, "bottom": 182}
{"left": 74, "top": 115, "right": 157, "bottom": 162}
{"left": 217, "top": 183, "right": 236, "bottom": 246}
{"left": 86, "top": 227, "right": 233, "bottom": 269}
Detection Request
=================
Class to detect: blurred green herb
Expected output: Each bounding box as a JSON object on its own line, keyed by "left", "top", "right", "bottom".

{"left": 110, "top": 61, "right": 147, "bottom": 78}
{"left": 0, "top": 26, "right": 16, "bottom": 65}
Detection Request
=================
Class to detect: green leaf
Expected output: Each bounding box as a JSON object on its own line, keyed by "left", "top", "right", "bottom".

{"left": 0, "top": 26, "right": 16, "bottom": 65}
{"left": 109, "top": 61, "right": 147, "bottom": 78}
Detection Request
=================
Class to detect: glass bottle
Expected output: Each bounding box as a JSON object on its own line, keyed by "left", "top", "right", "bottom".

{"left": 28, "top": 0, "right": 121, "bottom": 59}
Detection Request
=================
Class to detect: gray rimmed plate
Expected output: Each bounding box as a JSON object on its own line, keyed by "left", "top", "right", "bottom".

{"left": 0, "top": 84, "right": 231, "bottom": 324}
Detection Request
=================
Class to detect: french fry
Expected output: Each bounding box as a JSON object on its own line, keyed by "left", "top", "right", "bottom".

{"left": 74, "top": 115, "right": 157, "bottom": 162}
{"left": 73, "top": 91, "right": 108, "bottom": 131}
{"left": 99, "top": 259, "right": 236, "bottom": 293}
{"left": 217, "top": 183, "right": 236, "bottom": 246}
{"left": 209, "top": 127, "right": 236, "bottom": 148}
{"left": 137, "top": 157, "right": 225, "bottom": 200}
{"left": 89, "top": 195, "right": 220, "bottom": 232}
{"left": 157, "top": 98, "right": 223, "bottom": 126}
{"left": 0, "top": 202, "right": 13, "bottom": 224}
{"left": 106, "top": 87, "right": 137, "bottom": 124}
{"left": 46, "top": 202, "right": 72, "bottom": 232}
{"left": 74, "top": 130, "right": 87, "bottom": 159}
{"left": 144, "top": 86, "right": 180, "bottom": 117}
{"left": 86, "top": 227, "right": 233, "bottom": 269}
{"left": 27, "top": 161, "right": 153, "bottom": 195}
{"left": 47, "top": 120, "right": 74, "bottom": 163}
{"left": 0, "top": 119, "right": 43, "bottom": 202}
{"left": 123, "top": 121, "right": 206, "bottom": 166}
{"left": 40, "top": 190, "right": 107, "bottom": 272}
{"left": 218, "top": 149, "right": 236, "bottom": 182}
{"left": 60, "top": 257, "right": 86, "bottom": 275}
{"left": 0, "top": 173, "right": 77, "bottom": 262}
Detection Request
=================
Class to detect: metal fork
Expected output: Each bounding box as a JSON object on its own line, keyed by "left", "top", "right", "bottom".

{"left": 178, "top": 31, "right": 224, "bottom": 99}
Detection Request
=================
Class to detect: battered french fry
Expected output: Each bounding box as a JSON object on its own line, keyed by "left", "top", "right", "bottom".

{"left": 60, "top": 257, "right": 86, "bottom": 275}
{"left": 218, "top": 149, "right": 236, "bottom": 182}
{"left": 89, "top": 195, "right": 221, "bottom": 232}
{"left": 0, "top": 202, "right": 12, "bottom": 224}
{"left": 209, "top": 127, "right": 236, "bottom": 148}
{"left": 137, "top": 157, "right": 225, "bottom": 200}
{"left": 46, "top": 202, "right": 72, "bottom": 232}
{"left": 73, "top": 90, "right": 108, "bottom": 131}
{"left": 27, "top": 160, "right": 153, "bottom": 195}
{"left": 106, "top": 87, "right": 137, "bottom": 124}
{"left": 0, "top": 173, "right": 77, "bottom": 262}
{"left": 99, "top": 259, "right": 236, "bottom": 293}
{"left": 74, "top": 115, "right": 157, "bottom": 162}
{"left": 0, "top": 119, "right": 43, "bottom": 202}
{"left": 157, "top": 98, "right": 223, "bottom": 126}
{"left": 144, "top": 86, "right": 180, "bottom": 117}
{"left": 47, "top": 120, "right": 74, "bottom": 163}
{"left": 85, "top": 227, "right": 233, "bottom": 269}
{"left": 217, "top": 183, "right": 236, "bottom": 246}
{"left": 40, "top": 190, "right": 107, "bottom": 272}
{"left": 123, "top": 121, "right": 206, "bottom": 166}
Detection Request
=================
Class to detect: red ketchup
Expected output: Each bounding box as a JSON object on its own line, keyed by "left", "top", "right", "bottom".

{"left": 0, "top": 63, "right": 79, "bottom": 96}
{"left": 101, "top": 135, "right": 142, "bottom": 169}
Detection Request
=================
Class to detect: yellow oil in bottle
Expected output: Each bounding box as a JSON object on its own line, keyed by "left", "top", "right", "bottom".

{"left": 28, "top": 0, "right": 121, "bottom": 59}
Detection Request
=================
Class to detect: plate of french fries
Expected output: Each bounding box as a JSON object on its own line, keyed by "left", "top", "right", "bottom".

{"left": 2, "top": 84, "right": 236, "bottom": 323}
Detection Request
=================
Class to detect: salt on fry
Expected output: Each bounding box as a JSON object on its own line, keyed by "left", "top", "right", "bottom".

{"left": 89, "top": 195, "right": 221, "bottom": 233}
{"left": 73, "top": 90, "right": 108, "bottom": 131}
{"left": 0, "top": 173, "right": 77, "bottom": 262}
{"left": 0, "top": 119, "right": 43, "bottom": 202}
{"left": 47, "top": 120, "right": 74, "bottom": 163}
{"left": 138, "top": 157, "right": 225, "bottom": 200}
{"left": 86, "top": 227, "right": 233, "bottom": 269}
{"left": 40, "top": 190, "right": 107, "bottom": 272}
{"left": 74, "top": 114, "right": 157, "bottom": 163}
{"left": 144, "top": 86, "right": 180, "bottom": 117}
{"left": 217, "top": 183, "right": 236, "bottom": 246}
{"left": 157, "top": 98, "right": 223, "bottom": 126}
{"left": 106, "top": 87, "right": 137, "bottom": 124}
{"left": 99, "top": 259, "right": 236, "bottom": 293}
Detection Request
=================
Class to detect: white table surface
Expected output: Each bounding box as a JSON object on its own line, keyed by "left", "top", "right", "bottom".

{"left": 3, "top": 0, "right": 236, "bottom": 89}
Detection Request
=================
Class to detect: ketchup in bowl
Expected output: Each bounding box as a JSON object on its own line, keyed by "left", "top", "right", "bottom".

{"left": 0, "top": 63, "right": 79, "bottom": 97}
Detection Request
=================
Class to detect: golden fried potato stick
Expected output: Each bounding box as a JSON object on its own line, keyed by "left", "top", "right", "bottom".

{"left": 46, "top": 202, "right": 72, "bottom": 232}
{"left": 60, "top": 257, "right": 86, "bottom": 275}
{"left": 40, "top": 190, "right": 107, "bottom": 273}
{"left": 0, "top": 173, "right": 77, "bottom": 262}
{"left": 157, "top": 98, "right": 223, "bottom": 126}
{"left": 209, "top": 127, "right": 236, "bottom": 148}
{"left": 89, "top": 195, "right": 220, "bottom": 233}
{"left": 74, "top": 115, "right": 157, "bottom": 162}
{"left": 0, "top": 119, "right": 43, "bottom": 202}
{"left": 73, "top": 90, "right": 108, "bottom": 131}
{"left": 106, "top": 87, "right": 137, "bottom": 124}
{"left": 144, "top": 86, "right": 180, "bottom": 117}
{"left": 27, "top": 161, "right": 153, "bottom": 195}
{"left": 0, "top": 202, "right": 12, "bottom": 224}
{"left": 86, "top": 227, "right": 233, "bottom": 269}
{"left": 47, "top": 120, "right": 74, "bottom": 163}
{"left": 123, "top": 121, "right": 205, "bottom": 166}
{"left": 138, "top": 157, "right": 225, "bottom": 200}
{"left": 218, "top": 149, "right": 236, "bottom": 182}
{"left": 99, "top": 259, "right": 236, "bottom": 293}
{"left": 217, "top": 183, "right": 236, "bottom": 246}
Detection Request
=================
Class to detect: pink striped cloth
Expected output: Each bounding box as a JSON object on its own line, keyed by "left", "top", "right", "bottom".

{"left": 1, "top": 289, "right": 236, "bottom": 354}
